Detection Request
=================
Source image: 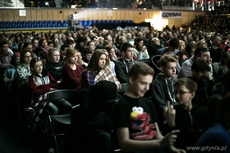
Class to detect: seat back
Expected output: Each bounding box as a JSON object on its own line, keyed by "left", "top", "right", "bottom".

{"left": 46, "top": 89, "right": 78, "bottom": 103}
{"left": 47, "top": 89, "right": 79, "bottom": 153}
{"left": 18, "top": 81, "right": 33, "bottom": 108}
{"left": 17, "top": 81, "right": 33, "bottom": 124}
{"left": 150, "top": 55, "right": 162, "bottom": 77}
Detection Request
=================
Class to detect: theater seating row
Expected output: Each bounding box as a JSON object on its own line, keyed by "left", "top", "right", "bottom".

{"left": 78, "top": 20, "right": 134, "bottom": 27}
{"left": 0, "top": 20, "right": 68, "bottom": 29}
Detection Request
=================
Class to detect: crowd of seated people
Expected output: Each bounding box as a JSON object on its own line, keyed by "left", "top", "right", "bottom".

{"left": 209, "top": 2, "right": 230, "bottom": 14}
{"left": 1, "top": 17, "right": 230, "bottom": 152}
{"left": 191, "top": 15, "right": 230, "bottom": 34}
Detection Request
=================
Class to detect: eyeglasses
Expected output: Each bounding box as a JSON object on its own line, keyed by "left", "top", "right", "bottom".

{"left": 174, "top": 91, "right": 190, "bottom": 95}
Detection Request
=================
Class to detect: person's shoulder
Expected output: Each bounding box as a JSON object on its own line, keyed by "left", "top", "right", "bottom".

{"left": 198, "top": 124, "right": 230, "bottom": 144}
{"left": 117, "top": 94, "right": 128, "bottom": 103}
{"left": 62, "top": 64, "right": 70, "bottom": 71}
{"left": 81, "top": 70, "right": 87, "bottom": 75}
{"left": 141, "top": 96, "right": 152, "bottom": 103}
{"left": 173, "top": 49, "right": 179, "bottom": 54}
{"left": 82, "top": 70, "right": 94, "bottom": 76}
{"left": 171, "top": 75, "right": 178, "bottom": 81}
{"left": 158, "top": 47, "right": 166, "bottom": 51}
{"left": 76, "top": 64, "right": 84, "bottom": 70}
{"left": 110, "top": 60, "right": 115, "bottom": 65}
{"left": 181, "top": 57, "right": 193, "bottom": 69}
{"left": 62, "top": 63, "right": 68, "bottom": 68}
{"left": 16, "top": 64, "right": 23, "bottom": 70}
{"left": 153, "top": 73, "right": 165, "bottom": 82}
{"left": 115, "top": 58, "right": 123, "bottom": 64}
{"left": 113, "top": 96, "right": 130, "bottom": 109}
{"left": 182, "top": 58, "right": 192, "bottom": 65}
{"left": 157, "top": 47, "right": 166, "bottom": 54}
{"left": 58, "top": 60, "right": 65, "bottom": 67}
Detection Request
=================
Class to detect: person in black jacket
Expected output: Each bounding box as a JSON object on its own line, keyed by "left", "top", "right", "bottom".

{"left": 147, "top": 37, "right": 163, "bottom": 58}
{"left": 207, "top": 60, "right": 230, "bottom": 123}
{"left": 164, "top": 77, "right": 212, "bottom": 152}
{"left": 45, "top": 48, "right": 65, "bottom": 85}
{"left": 115, "top": 42, "right": 135, "bottom": 83}
{"left": 64, "top": 81, "right": 120, "bottom": 153}
{"left": 188, "top": 59, "right": 214, "bottom": 107}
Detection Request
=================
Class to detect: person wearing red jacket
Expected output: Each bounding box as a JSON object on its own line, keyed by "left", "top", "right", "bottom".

{"left": 28, "top": 57, "right": 72, "bottom": 128}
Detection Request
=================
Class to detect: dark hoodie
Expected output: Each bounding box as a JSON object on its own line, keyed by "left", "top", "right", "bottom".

{"left": 172, "top": 104, "right": 212, "bottom": 151}
{"left": 45, "top": 60, "right": 65, "bottom": 82}
{"left": 151, "top": 73, "right": 178, "bottom": 131}
{"left": 188, "top": 76, "right": 214, "bottom": 107}
{"left": 207, "top": 71, "right": 230, "bottom": 123}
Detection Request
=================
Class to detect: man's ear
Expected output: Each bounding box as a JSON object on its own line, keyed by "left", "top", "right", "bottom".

{"left": 191, "top": 92, "right": 195, "bottom": 99}
{"left": 160, "top": 66, "right": 163, "bottom": 72}
{"left": 128, "top": 76, "right": 134, "bottom": 85}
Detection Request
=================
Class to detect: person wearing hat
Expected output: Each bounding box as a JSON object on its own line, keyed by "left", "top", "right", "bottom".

{"left": 112, "top": 61, "right": 185, "bottom": 153}
{"left": 66, "top": 80, "right": 119, "bottom": 153}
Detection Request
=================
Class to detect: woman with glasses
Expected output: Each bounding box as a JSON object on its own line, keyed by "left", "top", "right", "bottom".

{"left": 16, "top": 49, "right": 33, "bottom": 84}
{"left": 164, "top": 77, "right": 212, "bottom": 152}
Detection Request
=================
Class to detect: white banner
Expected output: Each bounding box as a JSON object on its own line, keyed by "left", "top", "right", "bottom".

{"left": 19, "top": 10, "right": 26, "bottom": 16}
{"left": 161, "top": 11, "right": 182, "bottom": 18}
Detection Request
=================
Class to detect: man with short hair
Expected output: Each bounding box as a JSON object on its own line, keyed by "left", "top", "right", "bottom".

{"left": 157, "top": 38, "right": 179, "bottom": 55}
{"left": 0, "top": 40, "right": 13, "bottom": 75}
{"left": 178, "top": 47, "right": 213, "bottom": 79}
{"left": 87, "top": 40, "right": 96, "bottom": 53}
{"left": 115, "top": 42, "right": 135, "bottom": 83}
{"left": 209, "top": 35, "right": 222, "bottom": 63}
{"left": 188, "top": 59, "right": 214, "bottom": 107}
{"left": 112, "top": 62, "right": 185, "bottom": 153}
{"left": 0, "top": 40, "right": 13, "bottom": 98}
{"left": 148, "top": 37, "right": 163, "bottom": 58}
{"left": 151, "top": 53, "right": 178, "bottom": 131}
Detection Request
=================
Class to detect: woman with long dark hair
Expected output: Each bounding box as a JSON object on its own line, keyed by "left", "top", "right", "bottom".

{"left": 81, "top": 49, "right": 121, "bottom": 90}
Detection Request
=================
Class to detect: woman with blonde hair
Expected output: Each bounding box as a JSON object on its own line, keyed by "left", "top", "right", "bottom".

{"left": 177, "top": 40, "right": 188, "bottom": 66}
{"left": 103, "top": 48, "right": 116, "bottom": 75}
{"left": 61, "top": 48, "right": 84, "bottom": 90}
{"left": 81, "top": 49, "right": 121, "bottom": 90}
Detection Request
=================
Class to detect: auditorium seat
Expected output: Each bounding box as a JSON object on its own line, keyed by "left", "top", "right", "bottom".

{"left": 0, "top": 19, "right": 77, "bottom": 30}
{"left": 91, "top": 20, "right": 95, "bottom": 25}
{"left": 86, "top": 20, "right": 91, "bottom": 26}
{"left": 81, "top": 20, "right": 86, "bottom": 26}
